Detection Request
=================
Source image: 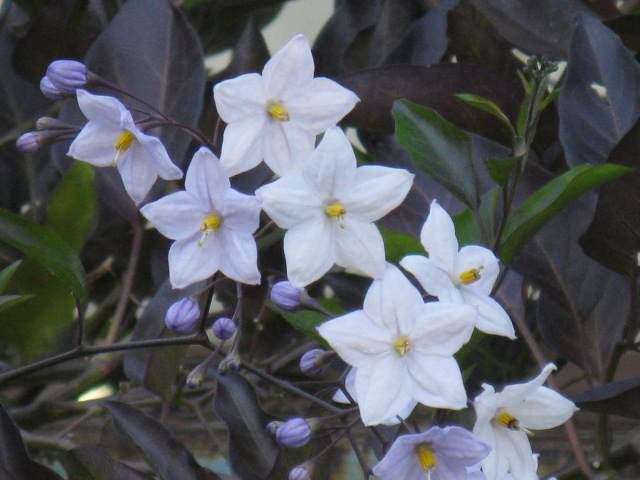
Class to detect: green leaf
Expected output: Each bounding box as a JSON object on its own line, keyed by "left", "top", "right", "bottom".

{"left": 0, "top": 260, "right": 22, "bottom": 293}
{"left": 46, "top": 162, "right": 96, "bottom": 251}
{"left": 0, "top": 294, "right": 33, "bottom": 314}
{"left": 277, "top": 309, "right": 331, "bottom": 348}
{"left": 0, "top": 209, "right": 86, "bottom": 301}
{"left": 499, "top": 164, "right": 632, "bottom": 264}
{"left": 393, "top": 99, "right": 480, "bottom": 210}
{"left": 453, "top": 188, "right": 500, "bottom": 247}
{"left": 486, "top": 155, "right": 522, "bottom": 187}
{"left": 455, "top": 93, "right": 515, "bottom": 135}
{"left": 379, "top": 226, "right": 423, "bottom": 264}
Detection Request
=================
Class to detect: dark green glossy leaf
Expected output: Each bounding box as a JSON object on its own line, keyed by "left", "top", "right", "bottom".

{"left": 581, "top": 117, "right": 640, "bottom": 276}
{"left": 455, "top": 93, "right": 514, "bottom": 135}
{"left": 278, "top": 309, "right": 331, "bottom": 348}
{"left": 0, "top": 208, "right": 86, "bottom": 300}
{"left": 499, "top": 164, "right": 631, "bottom": 264}
{"left": 393, "top": 99, "right": 480, "bottom": 210}
{"left": 210, "top": 371, "right": 277, "bottom": 480}
{"left": 100, "top": 400, "right": 221, "bottom": 480}
{"left": 570, "top": 376, "right": 640, "bottom": 419}
{"left": 557, "top": 13, "right": 640, "bottom": 167}
{"left": 486, "top": 155, "right": 521, "bottom": 187}
{"left": 379, "top": 226, "right": 423, "bottom": 265}
{"left": 64, "top": 446, "right": 154, "bottom": 480}
{"left": 46, "top": 162, "right": 96, "bottom": 251}
{"left": 0, "top": 294, "right": 33, "bottom": 313}
{"left": 0, "top": 260, "right": 22, "bottom": 293}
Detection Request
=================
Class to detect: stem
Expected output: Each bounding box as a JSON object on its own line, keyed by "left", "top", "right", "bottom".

{"left": 106, "top": 220, "right": 143, "bottom": 344}
{"left": 138, "top": 119, "right": 216, "bottom": 152}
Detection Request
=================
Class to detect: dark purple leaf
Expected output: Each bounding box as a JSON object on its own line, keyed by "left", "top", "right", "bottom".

{"left": 570, "top": 376, "right": 640, "bottom": 419}
{"left": 211, "top": 371, "right": 278, "bottom": 480}
{"left": 367, "top": 0, "right": 425, "bottom": 65}
{"left": 557, "top": 13, "right": 640, "bottom": 168}
{"left": 604, "top": 15, "right": 640, "bottom": 52}
{"left": 100, "top": 400, "right": 221, "bottom": 480}
{"left": 64, "top": 446, "right": 154, "bottom": 480}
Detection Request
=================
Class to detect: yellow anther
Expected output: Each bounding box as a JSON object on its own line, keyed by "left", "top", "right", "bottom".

{"left": 394, "top": 337, "right": 411, "bottom": 357}
{"left": 198, "top": 215, "right": 222, "bottom": 246}
{"left": 415, "top": 444, "right": 437, "bottom": 472}
{"left": 459, "top": 266, "right": 484, "bottom": 285}
{"left": 267, "top": 101, "right": 290, "bottom": 122}
{"left": 113, "top": 131, "right": 136, "bottom": 166}
{"left": 496, "top": 412, "right": 534, "bottom": 436}
{"left": 325, "top": 203, "right": 347, "bottom": 228}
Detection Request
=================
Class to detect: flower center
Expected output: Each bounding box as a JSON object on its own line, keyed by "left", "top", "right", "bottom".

{"left": 496, "top": 412, "right": 534, "bottom": 436}
{"left": 459, "top": 266, "right": 484, "bottom": 285}
{"left": 394, "top": 337, "right": 411, "bottom": 357}
{"left": 198, "top": 215, "right": 222, "bottom": 246}
{"left": 325, "top": 203, "right": 347, "bottom": 228}
{"left": 267, "top": 101, "right": 290, "bottom": 122}
{"left": 415, "top": 444, "right": 437, "bottom": 472}
{"left": 113, "top": 130, "right": 136, "bottom": 166}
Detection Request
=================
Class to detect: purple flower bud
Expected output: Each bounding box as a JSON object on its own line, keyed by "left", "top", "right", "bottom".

{"left": 16, "top": 132, "right": 40, "bottom": 153}
{"left": 46, "top": 60, "right": 88, "bottom": 93}
{"left": 36, "top": 116, "right": 76, "bottom": 131}
{"left": 40, "top": 76, "right": 64, "bottom": 100}
{"left": 266, "top": 420, "right": 283, "bottom": 436}
{"left": 289, "top": 465, "right": 312, "bottom": 480}
{"left": 276, "top": 418, "right": 312, "bottom": 448}
{"left": 271, "top": 280, "right": 304, "bottom": 311}
{"left": 299, "top": 348, "right": 328, "bottom": 376}
{"left": 165, "top": 298, "right": 200, "bottom": 333}
{"left": 212, "top": 316, "right": 236, "bottom": 341}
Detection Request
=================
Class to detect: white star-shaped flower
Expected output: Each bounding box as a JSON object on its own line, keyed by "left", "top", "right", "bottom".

{"left": 68, "top": 89, "right": 183, "bottom": 205}
{"left": 473, "top": 364, "right": 578, "bottom": 480}
{"left": 255, "top": 126, "right": 414, "bottom": 287}
{"left": 213, "top": 34, "right": 360, "bottom": 176}
{"left": 400, "top": 200, "right": 515, "bottom": 339}
{"left": 318, "top": 264, "right": 476, "bottom": 426}
{"left": 140, "top": 147, "right": 261, "bottom": 288}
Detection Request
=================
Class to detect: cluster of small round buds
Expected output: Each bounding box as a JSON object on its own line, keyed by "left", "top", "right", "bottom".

{"left": 276, "top": 418, "right": 313, "bottom": 448}
{"left": 289, "top": 465, "right": 312, "bottom": 480}
{"left": 270, "top": 280, "right": 304, "bottom": 311}
{"left": 46, "top": 60, "right": 88, "bottom": 94}
{"left": 165, "top": 298, "right": 200, "bottom": 333}
{"left": 212, "top": 316, "right": 236, "bottom": 341}
{"left": 299, "top": 348, "right": 328, "bottom": 376}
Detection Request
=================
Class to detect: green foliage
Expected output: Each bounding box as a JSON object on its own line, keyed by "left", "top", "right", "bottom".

{"left": 379, "top": 226, "right": 423, "bottom": 264}
{"left": 277, "top": 308, "right": 331, "bottom": 349}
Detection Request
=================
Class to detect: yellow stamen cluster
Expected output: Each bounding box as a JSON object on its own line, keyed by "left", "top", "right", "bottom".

{"left": 394, "top": 337, "right": 411, "bottom": 357}
{"left": 496, "top": 412, "right": 534, "bottom": 436}
{"left": 415, "top": 444, "right": 437, "bottom": 472}
{"left": 113, "top": 131, "right": 136, "bottom": 166}
{"left": 325, "top": 203, "right": 347, "bottom": 228}
{"left": 198, "top": 215, "right": 222, "bottom": 246}
{"left": 459, "top": 266, "right": 484, "bottom": 285}
{"left": 267, "top": 101, "right": 290, "bottom": 122}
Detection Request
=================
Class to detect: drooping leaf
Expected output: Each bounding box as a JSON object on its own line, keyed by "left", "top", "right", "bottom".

{"left": 100, "top": 400, "right": 221, "bottom": 480}
{"left": 0, "top": 260, "right": 22, "bottom": 293}
{"left": 277, "top": 309, "right": 331, "bottom": 348}
{"left": 393, "top": 99, "right": 481, "bottom": 210}
{"left": 123, "top": 280, "right": 202, "bottom": 399}
{"left": 570, "top": 376, "right": 640, "bottom": 419}
{"left": 499, "top": 163, "right": 631, "bottom": 264}
{"left": 557, "top": 13, "right": 640, "bottom": 168}
{"left": 210, "top": 371, "right": 278, "bottom": 480}
{"left": 64, "top": 446, "right": 154, "bottom": 480}
{"left": 469, "top": 0, "right": 592, "bottom": 58}
{"left": 0, "top": 402, "right": 64, "bottom": 480}
{"left": 0, "top": 208, "right": 86, "bottom": 300}
{"left": 580, "top": 117, "right": 640, "bottom": 276}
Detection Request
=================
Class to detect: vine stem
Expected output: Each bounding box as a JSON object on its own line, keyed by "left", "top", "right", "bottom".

{"left": 510, "top": 303, "right": 593, "bottom": 478}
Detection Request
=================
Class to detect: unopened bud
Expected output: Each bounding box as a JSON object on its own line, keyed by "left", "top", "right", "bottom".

{"left": 276, "top": 418, "right": 314, "bottom": 448}
{"left": 186, "top": 364, "right": 206, "bottom": 389}
{"left": 46, "top": 60, "right": 88, "bottom": 94}
{"left": 40, "top": 76, "right": 65, "bottom": 100}
{"left": 212, "top": 316, "right": 236, "bottom": 341}
{"left": 266, "top": 420, "right": 283, "bottom": 436}
{"left": 300, "top": 348, "right": 330, "bottom": 376}
{"left": 289, "top": 464, "right": 312, "bottom": 480}
{"left": 271, "top": 281, "right": 304, "bottom": 311}
{"left": 36, "top": 116, "right": 76, "bottom": 131}
{"left": 16, "top": 130, "right": 70, "bottom": 153}
{"left": 165, "top": 298, "right": 200, "bottom": 333}
{"left": 218, "top": 353, "right": 240, "bottom": 374}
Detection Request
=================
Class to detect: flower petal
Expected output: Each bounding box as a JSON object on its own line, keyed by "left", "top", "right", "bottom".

{"left": 213, "top": 73, "right": 267, "bottom": 123}
{"left": 405, "top": 352, "right": 468, "bottom": 409}
{"left": 400, "top": 255, "right": 464, "bottom": 302}
{"left": 456, "top": 245, "right": 500, "bottom": 295}
{"left": 333, "top": 217, "right": 385, "bottom": 279}
{"left": 221, "top": 189, "right": 261, "bottom": 233}
{"left": 341, "top": 165, "right": 414, "bottom": 221}
{"left": 218, "top": 229, "right": 260, "bottom": 284}
{"left": 498, "top": 363, "right": 557, "bottom": 407}
{"left": 256, "top": 174, "right": 323, "bottom": 229}
{"left": 263, "top": 120, "right": 315, "bottom": 176}
{"left": 509, "top": 386, "right": 578, "bottom": 430}
{"left": 494, "top": 428, "right": 537, "bottom": 480}
{"left": 140, "top": 191, "right": 205, "bottom": 240}
{"left": 411, "top": 302, "right": 476, "bottom": 355}
{"left": 473, "top": 414, "right": 502, "bottom": 480}
{"left": 283, "top": 217, "right": 334, "bottom": 287}
{"left": 168, "top": 234, "right": 222, "bottom": 289}
{"left": 68, "top": 122, "right": 122, "bottom": 166}
{"left": 76, "top": 89, "right": 126, "bottom": 125}
{"left": 461, "top": 289, "right": 515, "bottom": 339}
{"left": 420, "top": 199, "right": 458, "bottom": 272}
{"left": 286, "top": 77, "right": 359, "bottom": 134}
{"left": 186, "top": 147, "right": 230, "bottom": 209}
{"left": 135, "top": 132, "right": 182, "bottom": 180}
{"left": 434, "top": 426, "right": 491, "bottom": 466}
{"left": 117, "top": 147, "right": 157, "bottom": 205}
{"left": 219, "top": 116, "right": 266, "bottom": 176}
{"left": 262, "top": 34, "right": 314, "bottom": 99}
